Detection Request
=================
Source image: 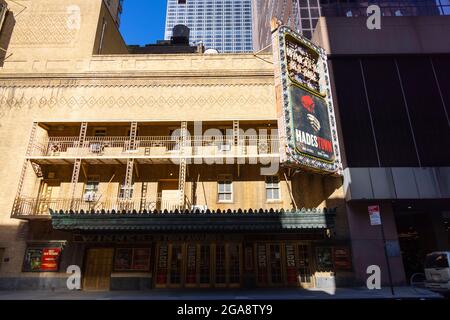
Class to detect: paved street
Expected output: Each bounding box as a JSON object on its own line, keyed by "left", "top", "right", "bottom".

{"left": 0, "top": 286, "right": 444, "bottom": 300}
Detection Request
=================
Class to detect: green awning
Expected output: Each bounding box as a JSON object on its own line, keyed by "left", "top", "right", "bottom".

{"left": 50, "top": 208, "right": 336, "bottom": 232}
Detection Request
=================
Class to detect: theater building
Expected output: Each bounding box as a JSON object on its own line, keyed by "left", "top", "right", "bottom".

{"left": 0, "top": 0, "right": 351, "bottom": 291}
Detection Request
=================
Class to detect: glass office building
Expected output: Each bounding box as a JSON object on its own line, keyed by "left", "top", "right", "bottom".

{"left": 253, "top": 0, "right": 449, "bottom": 50}
{"left": 165, "top": 0, "right": 253, "bottom": 53}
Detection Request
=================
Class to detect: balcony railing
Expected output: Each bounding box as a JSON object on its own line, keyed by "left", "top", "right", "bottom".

{"left": 28, "top": 135, "right": 280, "bottom": 158}
{"left": 12, "top": 195, "right": 182, "bottom": 217}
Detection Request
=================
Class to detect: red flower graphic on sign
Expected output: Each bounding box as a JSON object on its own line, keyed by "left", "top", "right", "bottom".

{"left": 301, "top": 95, "right": 315, "bottom": 113}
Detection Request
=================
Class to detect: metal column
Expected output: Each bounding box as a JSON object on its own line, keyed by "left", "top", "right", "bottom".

{"left": 128, "top": 121, "right": 138, "bottom": 151}
{"left": 124, "top": 158, "right": 135, "bottom": 199}
{"left": 13, "top": 122, "right": 38, "bottom": 215}
{"left": 70, "top": 122, "right": 88, "bottom": 207}
{"left": 178, "top": 121, "right": 188, "bottom": 210}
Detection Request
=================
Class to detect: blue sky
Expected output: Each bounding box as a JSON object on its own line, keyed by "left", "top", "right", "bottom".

{"left": 119, "top": 0, "right": 168, "bottom": 45}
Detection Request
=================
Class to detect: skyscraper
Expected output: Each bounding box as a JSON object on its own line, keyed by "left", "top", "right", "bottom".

{"left": 105, "top": 0, "right": 124, "bottom": 26}
{"left": 252, "top": 0, "right": 447, "bottom": 51}
{"left": 165, "top": 0, "right": 253, "bottom": 53}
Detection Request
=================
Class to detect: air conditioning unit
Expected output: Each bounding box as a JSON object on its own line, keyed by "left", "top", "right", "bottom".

{"left": 83, "top": 192, "right": 97, "bottom": 202}
{"left": 90, "top": 143, "right": 103, "bottom": 154}
{"left": 219, "top": 144, "right": 231, "bottom": 152}
{"left": 191, "top": 205, "right": 207, "bottom": 212}
{"left": 0, "top": 3, "right": 7, "bottom": 33}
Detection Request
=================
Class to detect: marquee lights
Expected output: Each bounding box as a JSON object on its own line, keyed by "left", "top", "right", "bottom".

{"left": 272, "top": 24, "right": 342, "bottom": 174}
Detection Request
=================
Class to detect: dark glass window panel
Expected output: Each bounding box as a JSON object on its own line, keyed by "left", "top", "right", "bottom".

{"left": 361, "top": 57, "right": 419, "bottom": 166}
{"left": 302, "top": 30, "right": 312, "bottom": 39}
{"left": 169, "top": 245, "right": 182, "bottom": 284}
{"left": 199, "top": 245, "right": 211, "bottom": 284}
{"left": 114, "top": 248, "right": 132, "bottom": 271}
{"left": 269, "top": 244, "right": 283, "bottom": 284}
{"left": 431, "top": 55, "right": 450, "bottom": 127}
{"left": 228, "top": 244, "right": 241, "bottom": 283}
{"left": 215, "top": 245, "right": 226, "bottom": 284}
{"left": 331, "top": 58, "right": 379, "bottom": 167}
{"left": 397, "top": 56, "right": 450, "bottom": 166}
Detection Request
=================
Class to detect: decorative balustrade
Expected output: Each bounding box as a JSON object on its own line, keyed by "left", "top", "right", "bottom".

{"left": 12, "top": 195, "right": 181, "bottom": 217}
{"left": 28, "top": 135, "right": 280, "bottom": 158}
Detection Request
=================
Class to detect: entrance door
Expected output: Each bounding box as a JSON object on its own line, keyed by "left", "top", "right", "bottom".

{"left": 268, "top": 244, "right": 283, "bottom": 285}
{"left": 154, "top": 242, "right": 242, "bottom": 288}
{"left": 199, "top": 244, "right": 211, "bottom": 287}
{"left": 83, "top": 248, "right": 114, "bottom": 291}
{"left": 256, "top": 242, "right": 313, "bottom": 288}
{"left": 214, "top": 244, "right": 227, "bottom": 287}
{"left": 37, "top": 181, "right": 60, "bottom": 215}
{"left": 228, "top": 244, "right": 241, "bottom": 287}
{"left": 185, "top": 243, "right": 198, "bottom": 287}
{"left": 168, "top": 244, "right": 183, "bottom": 287}
{"left": 296, "top": 244, "right": 312, "bottom": 287}
{"left": 155, "top": 243, "right": 169, "bottom": 288}
{"left": 256, "top": 243, "right": 269, "bottom": 286}
{"left": 284, "top": 243, "right": 312, "bottom": 287}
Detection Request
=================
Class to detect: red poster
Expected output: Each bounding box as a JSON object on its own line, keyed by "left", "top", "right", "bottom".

{"left": 285, "top": 244, "right": 297, "bottom": 285}
{"left": 332, "top": 247, "right": 352, "bottom": 270}
{"left": 41, "top": 248, "right": 61, "bottom": 271}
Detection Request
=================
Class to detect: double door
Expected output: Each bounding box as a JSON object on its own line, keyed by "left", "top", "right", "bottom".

{"left": 83, "top": 248, "right": 114, "bottom": 291}
{"left": 256, "top": 242, "right": 312, "bottom": 287}
{"left": 155, "top": 242, "right": 242, "bottom": 288}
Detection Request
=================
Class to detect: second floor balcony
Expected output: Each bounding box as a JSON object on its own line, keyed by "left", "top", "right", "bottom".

{"left": 13, "top": 194, "right": 184, "bottom": 218}
{"left": 29, "top": 135, "right": 280, "bottom": 162}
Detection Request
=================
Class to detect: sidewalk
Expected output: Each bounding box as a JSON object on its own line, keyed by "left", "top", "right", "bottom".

{"left": 0, "top": 286, "right": 444, "bottom": 300}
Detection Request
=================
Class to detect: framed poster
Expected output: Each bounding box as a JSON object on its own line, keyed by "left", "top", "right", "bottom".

{"left": 114, "top": 248, "right": 132, "bottom": 271}
{"left": 332, "top": 247, "right": 352, "bottom": 270}
{"left": 114, "top": 248, "right": 150, "bottom": 271}
{"left": 23, "top": 248, "right": 42, "bottom": 272}
{"left": 41, "top": 248, "right": 61, "bottom": 271}
{"left": 132, "top": 248, "right": 151, "bottom": 271}
{"left": 23, "top": 247, "right": 62, "bottom": 272}
{"left": 290, "top": 85, "right": 334, "bottom": 162}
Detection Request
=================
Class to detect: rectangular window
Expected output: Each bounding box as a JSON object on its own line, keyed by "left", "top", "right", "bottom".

{"left": 332, "top": 58, "right": 379, "bottom": 167}
{"left": 361, "top": 57, "right": 419, "bottom": 166}
{"left": 119, "top": 183, "right": 134, "bottom": 199}
{"left": 218, "top": 175, "right": 233, "bottom": 202}
{"left": 397, "top": 56, "right": 450, "bottom": 166}
{"left": 93, "top": 127, "right": 107, "bottom": 137}
{"left": 84, "top": 176, "right": 99, "bottom": 202}
{"left": 265, "top": 176, "right": 280, "bottom": 201}
{"left": 114, "top": 248, "right": 151, "bottom": 271}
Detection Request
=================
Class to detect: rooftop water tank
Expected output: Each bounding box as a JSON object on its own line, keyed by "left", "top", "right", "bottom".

{"left": 172, "top": 24, "right": 190, "bottom": 45}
